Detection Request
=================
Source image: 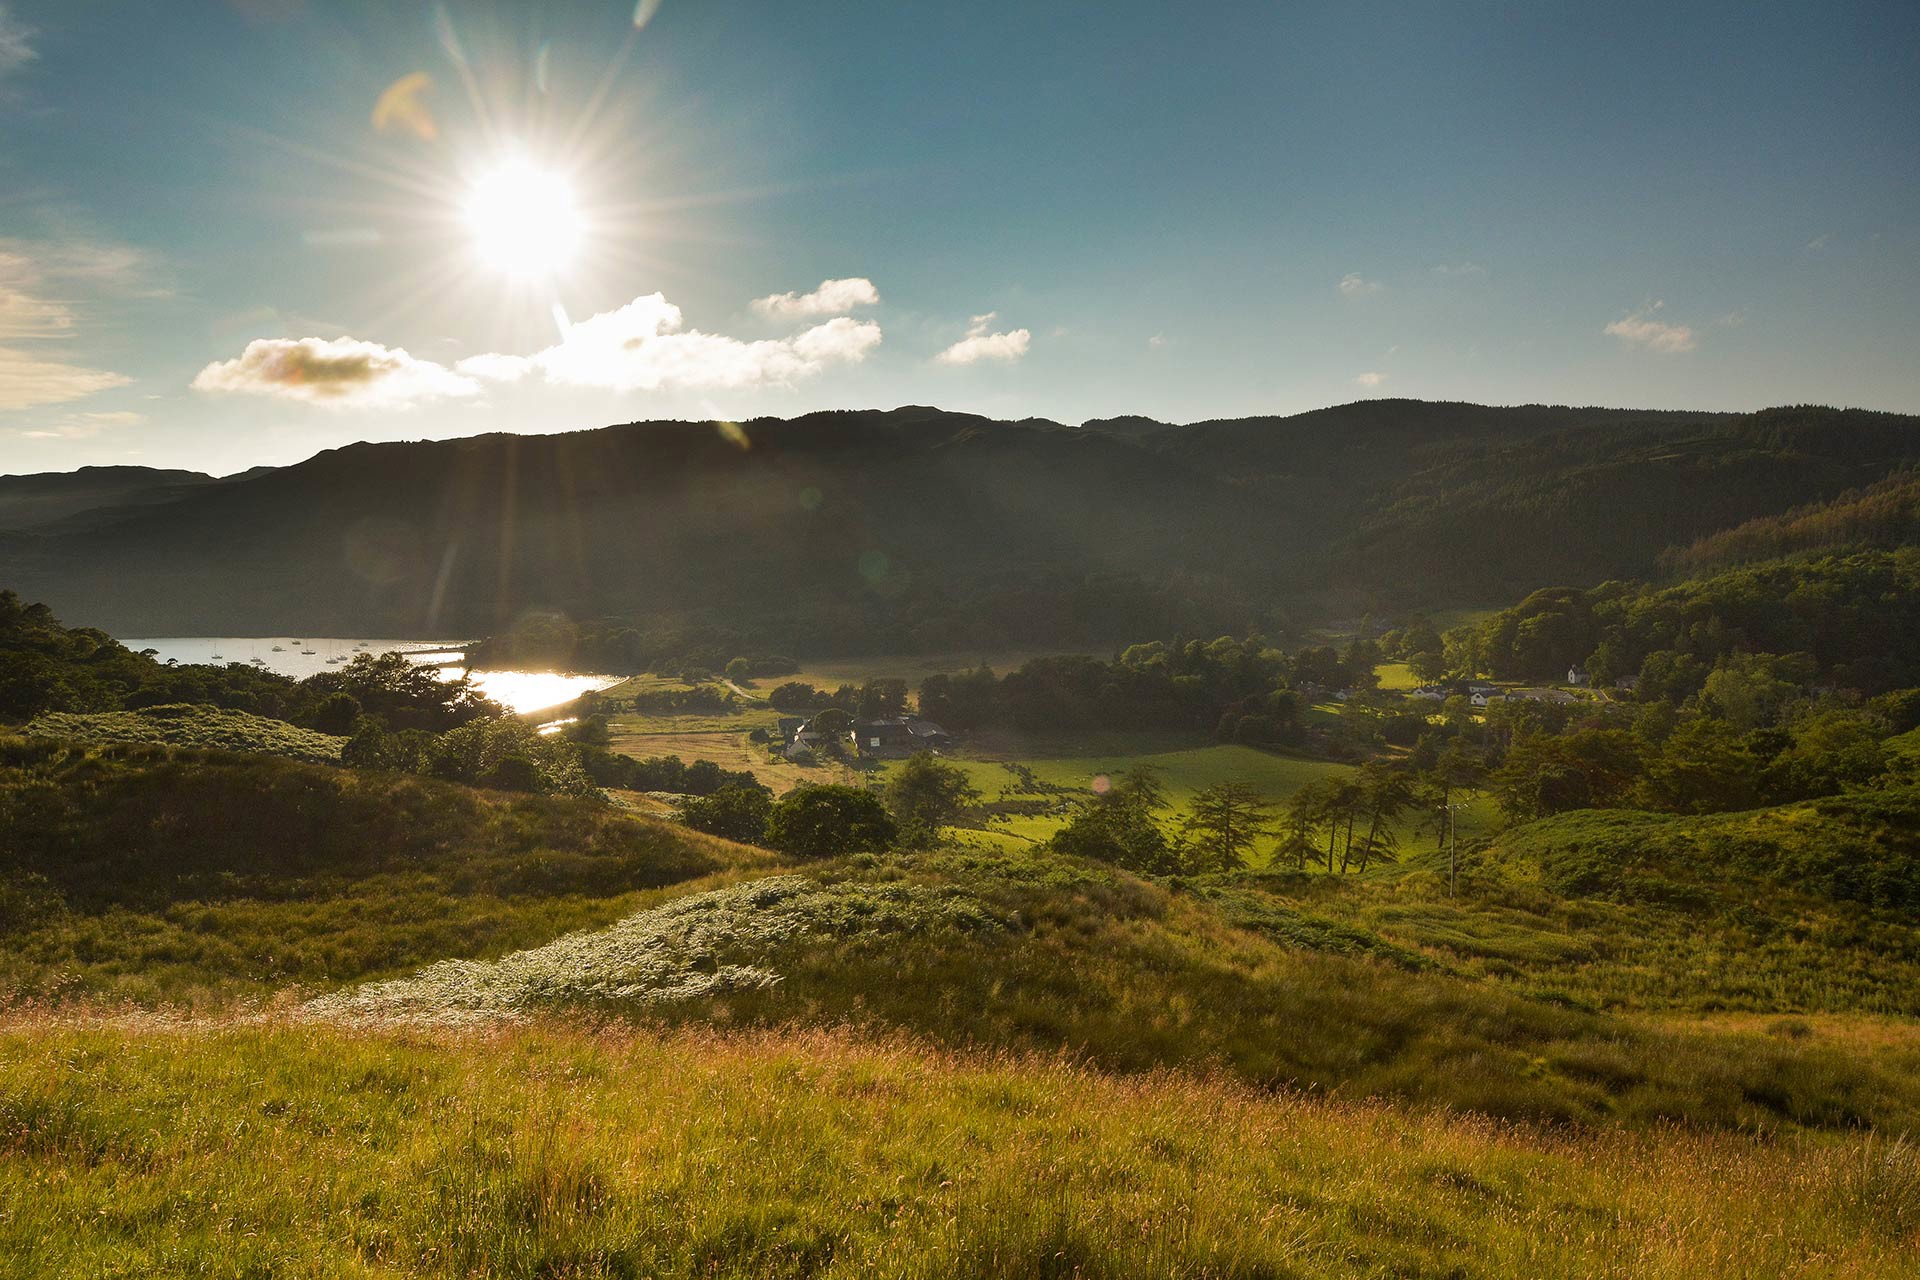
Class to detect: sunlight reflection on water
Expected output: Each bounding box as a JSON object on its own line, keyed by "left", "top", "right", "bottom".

{"left": 118, "top": 637, "right": 619, "bottom": 715}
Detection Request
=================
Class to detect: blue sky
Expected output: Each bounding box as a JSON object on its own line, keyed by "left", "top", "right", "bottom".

{"left": 2, "top": 0, "right": 1916, "bottom": 475}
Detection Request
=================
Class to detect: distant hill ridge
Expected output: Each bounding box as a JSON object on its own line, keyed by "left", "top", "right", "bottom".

{"left": 1, "top": 400, "right": 1915, "bottom": 650}
{"left": 0, "top": 464, "right": 221, "bottom": 533}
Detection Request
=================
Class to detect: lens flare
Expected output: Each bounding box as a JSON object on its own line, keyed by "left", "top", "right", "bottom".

{"left": 464, "top": 159, "right": 583, "bottom": 276}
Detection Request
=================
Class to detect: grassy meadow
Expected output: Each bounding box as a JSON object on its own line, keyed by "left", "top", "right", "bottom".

{"left": 5, "top": 1018, "right": 1917, "bottom": 1280}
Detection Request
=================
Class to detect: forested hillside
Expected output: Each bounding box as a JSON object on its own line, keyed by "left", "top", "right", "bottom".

{"left": 2, "top": 400, "right": 1914, "bottom": 659}
{"left": 1661, "top": 469, "right": 1920, "bottom": 577}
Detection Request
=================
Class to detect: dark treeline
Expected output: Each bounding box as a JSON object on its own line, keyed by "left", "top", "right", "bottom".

{"left": 459, "top": 570, "right": 1250, "bottom": 676}
{"left": 1450, "top": 550, "right": 1920, "bottom": 694}
{"left": 905, "top": 636, "right": 1381, "bottom": 752}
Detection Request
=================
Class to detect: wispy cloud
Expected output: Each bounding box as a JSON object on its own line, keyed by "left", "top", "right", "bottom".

{"left": 936, "top": 313, "right": 1030, "bottom": 365}
{"left": 192, "top": 337, "right": 480, "bottom": 407}
{"left": 1805, "top": 233, "right": 1831, "bottom": 252}
{"left": 1431, "top": 262, "right": 1484, "bottom": 278}
{"left": 1604, "top": 301, "right": 1696, "bottom": 354}
{"left": 18, "top": 410, "right": 145, "bottom": 440}
{"left": 1354, "top": 371, "right": 1386, "bottom": 387}
{"left": 0, "top": 238, "right": 153, "bottom": 410}
{"left": 0, "top": 348, "right": 130, "bottom": 411}
{"left": 1338, "top": 272, "right": 1384, "bottom": 297}
{"left": 751, "top": 277, "right": 880, "bottom": 319}
{"left": 0, "top": 6, "right": 33, "bottom": 79}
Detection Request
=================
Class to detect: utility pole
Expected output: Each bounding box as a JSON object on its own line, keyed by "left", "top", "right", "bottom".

{"left": 1441, "top": 801, "right": 1466, "bottom": 898}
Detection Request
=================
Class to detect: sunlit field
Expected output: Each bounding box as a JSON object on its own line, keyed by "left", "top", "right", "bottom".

{"left": 4, "top": 1019, "right": 1916, "bottom": 1280}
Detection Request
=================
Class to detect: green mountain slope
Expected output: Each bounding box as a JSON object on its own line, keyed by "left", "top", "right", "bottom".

{"left": 1662, "top": 468, "right": 1920, "bottom": 576}
{"left": 3, "top": 401, "right": 1915, "bottom": 651}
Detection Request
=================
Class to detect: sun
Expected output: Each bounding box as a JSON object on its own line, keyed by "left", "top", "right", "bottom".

{"left": 464, "top": 158, "right": 584, "bottom": 277}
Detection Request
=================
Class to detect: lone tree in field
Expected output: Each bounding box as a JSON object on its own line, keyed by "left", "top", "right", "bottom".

{"left": 1181, "top": 780, "right": 1274, "bottom": 872}
{"left": 764, "top": 784, "right": 897, "bottom": 859}
{"left": 885, "top": 751, "right": 980, "bottom": 847}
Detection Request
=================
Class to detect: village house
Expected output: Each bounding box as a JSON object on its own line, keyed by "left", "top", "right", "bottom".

{"left": 1567, "top": 665, "right": 1591, "bottom": 686}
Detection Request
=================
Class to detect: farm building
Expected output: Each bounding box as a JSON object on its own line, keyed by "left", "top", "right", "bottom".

{"left": 852, "top": 717, "right": 954, "bottom": 758}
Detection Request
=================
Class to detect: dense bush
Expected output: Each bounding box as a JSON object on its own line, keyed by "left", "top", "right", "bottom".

{"left": 675, "top": 784, "right": 774, "bottom": 844}
{"left": 765, "top": 785, "right": 897, "bottom": 859}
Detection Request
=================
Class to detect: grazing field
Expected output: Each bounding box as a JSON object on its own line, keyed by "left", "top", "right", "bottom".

{"left": 603, "top": 725, "right": 868, "bottom": 795}
{"left": 1373, "top": 660, "right": 1423, "bottom": 690}
{"left": 3, "top": 1019, "right": 1915, "bottom": 1279}
{"left": 868, "top": 738, "right": 1496, "bottom": 861}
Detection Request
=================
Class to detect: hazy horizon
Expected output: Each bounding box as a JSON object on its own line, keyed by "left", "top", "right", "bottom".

{"left": 3, "top": 0, "right": 1917, "bottom": 476}
{"left": 9, "top": 392, "right": 1910, "bottom": 481}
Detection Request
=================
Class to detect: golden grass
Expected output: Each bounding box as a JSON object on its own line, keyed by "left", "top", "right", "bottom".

{"left": 2, "top": 1018, "right": 1915, "bottom": 1278}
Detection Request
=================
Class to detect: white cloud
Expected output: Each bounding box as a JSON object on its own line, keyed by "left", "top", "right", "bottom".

{"left": 1604, "top": 302, "right": 1696, "bottom": 354}
{"left": 751, "top": 277, "right": 880, "bottom": 319}
{"left": 487, "top": 293, "right": 882, "bottom": 392}
{"left": 0, "top": 347, "right": 130, "bottom": 411}
{"left": 1354, "top": 371, "right": 1386, "bottom": 387}
{"left": 1431, "top": 262, "right": 1484, "bottom": 278}
{"left": 17, "top": 410, "right": 145, "bottom": 440}
{"left": 1147, "top": 333, "right": 1165, "bottom": 349}
{"left": 197, "top": 289, "right": 886, "bottom": 409}
{"left": 452, "top": 351, "right": 535, "bottom": 382}
{"left": 1338, "top": 272, "right": 1384, "bottom": 296}
{"left": 1806, "top": 233, "right": 1832, "bottom": 252}
{"left": 936, "top": 313, "right": 1031, "bottom": 366}
{"left": 192, "top": 336, "right": 480, "bottom": 407}
{"left": 0, "top": 6, "right": 33, "bottom": 79}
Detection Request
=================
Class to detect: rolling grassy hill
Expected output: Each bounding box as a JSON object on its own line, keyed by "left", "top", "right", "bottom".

{"left": 0, "top": 739, "right": 778, "bottom": 1003}
{"left": 13, "top": 736, "right": 1920, "bottom": 1131}
{"left": 10, "top": 733, "right": 1920, "bottom": 1273}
